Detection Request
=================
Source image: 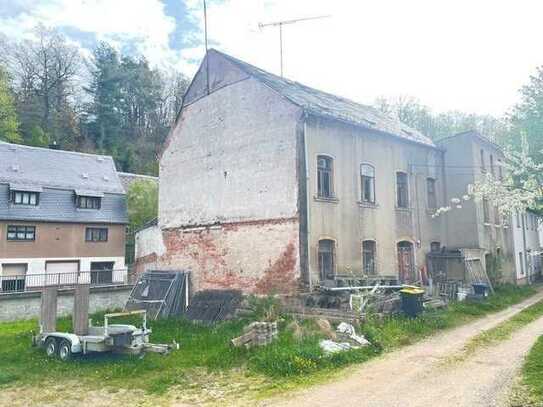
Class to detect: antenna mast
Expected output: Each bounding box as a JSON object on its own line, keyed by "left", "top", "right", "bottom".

{"left": 258, "top": 15, "right": 331, "bottom": 77}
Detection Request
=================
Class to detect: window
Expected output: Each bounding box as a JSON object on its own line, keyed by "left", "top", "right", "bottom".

{"left": 490, "top": 154, "right": 495, "bottom": 176}
{"left": 519, "top": 252, "right": 525, "bottom": 275}
{"left": 360, "top": 164, "right": 375, "bottom": 203}
{"left": 480, "top": 149, "right": 486, "bottom": 172}
{"left": 482, "top": 199, "right": 490, "bottom": 223}
{"left": 427, "top": 178, "right": 437, "bottom": 209}
{"left": 1, "top": 264, "right": 27, "bottom": 292}
{"left": 7, "top": 225, "right": 35, "bottom": 241}
{"left": 85, "top": 227, "right": 108, "bottom": 242}
{"left": 318, "top": 239, "right": 335, "bottom": 280}
{"left": 11, "top": 191, "right": 39, "bottom": 206}
{"left": 430, "top": 242, "right": 441, "bottom": 252}
{"left": 362, "top": 240, "right": 376, "bottom": 275}
{"left": 516, "top": 212, "right": 521, "bottom": 228}
{"left": 498, "top": 159, "right": 503, "bottom": 180}
{"left": 396, "top": 172, "right": 409, "bottom": 208}
{"left": 494, "top": 205, "right": 500, "bottom": 225}
{"left": 317, "top": 156, "right": 334, "bottom": 198}
{"left": 77, "top": 196, "right": 101, "bottom": 209}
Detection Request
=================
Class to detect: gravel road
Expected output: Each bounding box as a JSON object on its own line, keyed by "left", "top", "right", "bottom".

{"left": 262, "top": 290, "right": 543, "bottom": 407}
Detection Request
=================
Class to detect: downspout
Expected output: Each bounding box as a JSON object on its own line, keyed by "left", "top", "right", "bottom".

{"left": 521, "top": 213, "right": 528, "bottom": 283}
{"left": 303, "top": 113, "right": 312, "bottom": 291}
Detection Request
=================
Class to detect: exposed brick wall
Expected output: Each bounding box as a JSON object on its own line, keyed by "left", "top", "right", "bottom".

{"left": 134, "top": 218, "right": 300, "bottom": 294}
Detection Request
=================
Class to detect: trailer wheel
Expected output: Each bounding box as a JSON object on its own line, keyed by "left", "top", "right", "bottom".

{"left": 45, "top": 337, "right": 58, "bottom": 358}
{"left": 58, "top": 340, "right": 72, "bottom": 362}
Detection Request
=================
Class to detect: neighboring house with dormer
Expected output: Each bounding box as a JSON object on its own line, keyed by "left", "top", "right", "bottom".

{"left": 0, "top": 142, "right": 128, "bottom": 293}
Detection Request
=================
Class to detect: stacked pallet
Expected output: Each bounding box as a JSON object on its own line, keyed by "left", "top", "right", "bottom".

{"left": 231, "top": 321, "right": 278, "bottom": 348}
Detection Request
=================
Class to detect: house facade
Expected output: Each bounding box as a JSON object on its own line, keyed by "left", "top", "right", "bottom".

{"left": 135, "top": 49, "right": 516, "bottom": 294}
{"left": 0, "top": 142, "right": 128, "bottom": 292}
{"left": 512, "top": 210, "right": 542, "bottom": 283}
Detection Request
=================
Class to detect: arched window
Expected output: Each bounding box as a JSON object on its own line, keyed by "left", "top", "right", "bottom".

{"left": 318, "top": 239, "right": 335, "bottom": 280}
{"left": 362, "top": 240, "right": 376, "bottom": 275}
{"left": 317, "top": 156, "right": 334, "bottom": 198}
{"left": 360, "top": 164, "right": 375, "bottom": 203}
{"left": 427, "top": 178, "right": 437, "bottom": 209}
{"left": 396, "top": 172, "right": 409, "bottom": 208}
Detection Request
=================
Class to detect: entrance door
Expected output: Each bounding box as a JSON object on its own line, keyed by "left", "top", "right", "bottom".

{"left": 397, "top": 241, "right": 415, "bottom": 283}
{"left": 90, "top": 262, "right": 114, "bottom": 285}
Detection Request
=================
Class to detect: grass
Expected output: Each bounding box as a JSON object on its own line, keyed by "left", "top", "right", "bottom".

{"left": 521, "top": 335, "right": 543, "bottom": 404}
{"left": 0, "top": 284, "right": 537, "bottom": 401}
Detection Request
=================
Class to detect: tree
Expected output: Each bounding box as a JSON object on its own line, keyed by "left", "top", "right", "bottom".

{"left": 0, "top": 66, "right": 20, "bottom": 143}
{"left": 126, "top": 180, "right": 158, "bottom": 231}
{"left": 507, "top": 66, "right": 543, "bottom": 164}
{"left": 8, "top": 25, "right": 81, "bottom": 148}
{"left": 374, "top": 96, "right": 507, "bottom": 142}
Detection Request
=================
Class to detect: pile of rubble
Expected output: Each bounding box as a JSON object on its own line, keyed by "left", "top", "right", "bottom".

{"left": 231, "top": 321, "right": 278, "bottom": 348}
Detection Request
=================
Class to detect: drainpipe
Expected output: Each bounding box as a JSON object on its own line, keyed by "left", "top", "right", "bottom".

{"left": 521, "top": 213, "right": 529, "bottom": 283}
{"left": 303, "top": 113, "right": 312, "bottom": 291}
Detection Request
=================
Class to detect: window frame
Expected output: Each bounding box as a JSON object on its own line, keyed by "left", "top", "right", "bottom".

{"left": 396, "top": 171, "right": 409, "bottom": 209}
{"left": 430, "top": 241, "right": 441, "bottom": 252}
{"left": 362, "top": 239, "right": 376, "bottom": 275}
{"left": 11, "top": 190, "right": 39, "bottom": 206}
{"left": 360, "top": 163, "right": 376, "bottom": 204}
{"left": 6, "top": 225, "right": 36, "bottom": 241}
{"left": 480, "top": 149, "right": 486, "bottom": 173}
{"left": 85, "top": 227, "right": 108, "bottom": 242}
{"left": 316, "top": 155, "right": 334, "bottom": 199}
{"left": 77, "top": 195, "right": 102, "bottom": 210}
{"left": 482, "top": 198, "right": 490, "bottom": 224}
{"left": 426, "top": 177, "right": 437, "bottom": 210}
{"left": 318, "top": 239, "right": 335, "bottom": 280}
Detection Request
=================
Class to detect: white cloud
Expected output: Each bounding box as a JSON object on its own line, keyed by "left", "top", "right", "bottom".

{"left": 186, "top": 0, "right": 543, "bottom": 115}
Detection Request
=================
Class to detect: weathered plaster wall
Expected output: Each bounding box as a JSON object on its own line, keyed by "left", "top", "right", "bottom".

{"left": 304, "top": 116, "right": 446, "bottom": 283}
{"left": 153, "top": 64, "right": 303, "bottom": 294}
{"left": 135, "top": 219, "right": 300, "bottom": 294}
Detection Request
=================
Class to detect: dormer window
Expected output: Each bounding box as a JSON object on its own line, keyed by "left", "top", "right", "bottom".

{"left": 12, "top": 191, "right": 39, "bottom": 206}
{"left": 77, "top": 196, "right": 101, "bottom": 209}
{"left": 9, "top": 184, "right": 42, "bottom": 206}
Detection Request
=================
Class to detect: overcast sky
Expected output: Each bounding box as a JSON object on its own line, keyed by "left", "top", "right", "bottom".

{"left": 2, "top": 0, "right": 542, "bottom": 115}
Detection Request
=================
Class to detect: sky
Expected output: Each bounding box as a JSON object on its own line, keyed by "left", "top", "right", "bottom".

{"left": 1, "top": 0, "right": 543, "bottom": 115}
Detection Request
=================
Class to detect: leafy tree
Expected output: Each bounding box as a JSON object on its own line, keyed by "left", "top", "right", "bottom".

{"left": 0, "top": 66, "right": 20, "bottom": 143}
{"left": 126, "top": 180, "right": 158, "bottom": 230}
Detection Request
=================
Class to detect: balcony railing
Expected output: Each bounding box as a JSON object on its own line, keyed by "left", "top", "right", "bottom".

{"left": 0, "top": 269, "right": 128, "bottom": 295}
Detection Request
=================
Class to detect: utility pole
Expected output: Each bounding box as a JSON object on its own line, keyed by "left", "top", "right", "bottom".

{"left": 258, "top": 15, "right": 331, "bottom": 77}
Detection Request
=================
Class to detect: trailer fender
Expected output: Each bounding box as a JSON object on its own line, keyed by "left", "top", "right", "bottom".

{"left": 44, "top": 333, "right": 82, "bottom": 354}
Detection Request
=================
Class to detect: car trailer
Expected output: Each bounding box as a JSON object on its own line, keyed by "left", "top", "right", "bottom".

{"left": 32, "top": 282, "right": 177, "bottom": 361}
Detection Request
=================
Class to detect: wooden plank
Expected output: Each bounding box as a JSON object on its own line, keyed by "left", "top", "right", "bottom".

{"left": 40, "top": 287, "right": 58, "bottom": 333}
{"left": 73, "top": 284, "right": 90, "bottom": 335}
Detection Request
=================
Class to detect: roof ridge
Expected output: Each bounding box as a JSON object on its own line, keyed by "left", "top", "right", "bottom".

{"left": 0, "top": 141, "right": 114, "bottom": 161}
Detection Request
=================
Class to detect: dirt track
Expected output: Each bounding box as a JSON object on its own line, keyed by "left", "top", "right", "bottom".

{"left": 262, "top": 290, "right": 543, "bottom": 407}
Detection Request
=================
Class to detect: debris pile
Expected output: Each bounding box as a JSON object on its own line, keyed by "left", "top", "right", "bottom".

{"left": 231, "top": 321, "right": 278, "bottom": 348}
{"left": 319, "top": 321, "right": 370, "bottom": 354}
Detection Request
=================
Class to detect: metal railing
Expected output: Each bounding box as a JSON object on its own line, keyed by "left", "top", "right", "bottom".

{"left": 0, "top": 269, "right": 128, "bottom": 294}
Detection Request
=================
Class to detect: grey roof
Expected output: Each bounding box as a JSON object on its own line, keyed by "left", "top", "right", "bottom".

{"left": 0, "top": 142, "right": 125, "bottom": 194}
{"left": 212, "top": 49, "right": 435, "bottom": 148}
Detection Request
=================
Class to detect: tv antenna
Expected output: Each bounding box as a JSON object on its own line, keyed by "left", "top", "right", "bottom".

{"left": 258, "top": 15, "right": 331, "bottom": 77}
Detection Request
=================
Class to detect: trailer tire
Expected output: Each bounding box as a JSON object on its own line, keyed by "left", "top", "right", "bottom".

{"left": 58, "top": 339, "right": 72, "bottom": 362}
{"left": 45, "top": 337, "right": 58, "bottom": 358}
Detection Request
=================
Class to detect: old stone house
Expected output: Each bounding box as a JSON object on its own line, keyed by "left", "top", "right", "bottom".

{"left": 135, "top": 50, "right": 516, "bottom": 294}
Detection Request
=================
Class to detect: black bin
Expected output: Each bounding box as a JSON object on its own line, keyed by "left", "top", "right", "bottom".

{"left": 400, "top": 288, "right": 425, "bottom": 318}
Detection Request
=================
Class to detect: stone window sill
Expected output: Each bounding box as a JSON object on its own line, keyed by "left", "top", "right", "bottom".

{"left": 358, "top": 201, "right": 379, "bottom": 209}
{"left": 314, "top": 196, "right": 339, "bottom": 204}
{"left": 395, "top": 207, "right": 412, "bottom": 212}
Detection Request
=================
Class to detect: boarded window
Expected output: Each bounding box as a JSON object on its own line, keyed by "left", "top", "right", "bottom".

{"left": 317, "top": 156, "right": 333, "bottom": 198}
{"left": 427, "top": 178, "right": 437, "bottom": 209}
{"left": 360, "top": 164, "right": 375, "bottom": 203}
{"left": 362, "top": 240, "right": 376, "bottom": 275}
{"left": 396, "top": 172, "right": 409, "bottom": 208}
{"left": 318, "top": 239, "right": 335, "bottom": 280}
{"left": 85, "top": 227, "right": 108, "bottom": 242}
